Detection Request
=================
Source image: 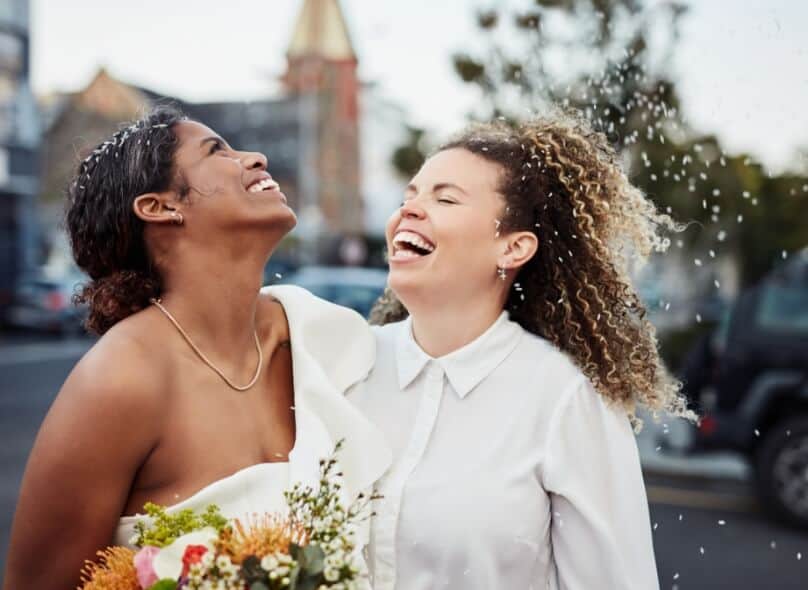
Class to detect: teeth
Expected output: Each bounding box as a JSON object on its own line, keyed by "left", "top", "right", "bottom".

{"left": 393, "top": 231, "right": 435, "bottom": 253}
{"left": 391, "top": 249, "right": 421, "bottom": 260}
{"left": 248, "top": 178, "right": 279, "bottom": 193}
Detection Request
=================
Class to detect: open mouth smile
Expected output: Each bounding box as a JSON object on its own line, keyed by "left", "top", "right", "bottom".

{"left": 391, "top": 230, "right": 436, "bottom": 261}
{"left": 246, "top": 177, "right": 281, "bottom": 193}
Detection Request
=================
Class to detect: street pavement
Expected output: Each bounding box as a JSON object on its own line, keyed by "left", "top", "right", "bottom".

{"left": 1, "top": 333, "right": 806, "bottom": 588}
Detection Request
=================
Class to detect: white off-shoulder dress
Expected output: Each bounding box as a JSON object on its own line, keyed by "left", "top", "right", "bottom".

{"left": 114, "top": 285, "right": 392, "bottom": 554}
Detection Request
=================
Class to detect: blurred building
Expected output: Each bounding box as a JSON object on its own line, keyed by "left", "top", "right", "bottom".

{"left": 39, "top": 0, "right": 407, "bottom": 268}
{"left": 0, "top": 0, "right": 39, "bottom": 307}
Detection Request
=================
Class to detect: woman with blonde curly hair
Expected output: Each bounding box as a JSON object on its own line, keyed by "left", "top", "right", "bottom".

{"left": 349, "top": 111, "right": 696, "bottom": 590}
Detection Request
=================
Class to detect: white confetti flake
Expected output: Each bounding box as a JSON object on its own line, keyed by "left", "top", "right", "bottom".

{"left": 718, "top": 520, "right": 726, "bottom": 526}
{"left": 699, "top": 547, "right": 705, "bottom": 555}
{"left": 770, "top": 541, "right": 777, "bottom": 549}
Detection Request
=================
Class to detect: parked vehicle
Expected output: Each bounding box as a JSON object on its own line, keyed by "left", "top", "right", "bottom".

{"left": 683, "top": 249, "right": 808, "bottom": 527}
{"left": 279, "top": 266, "right": 388, "bottom": 319}
{"left": 3, "top": 273, "right": 88, "bottom": 335}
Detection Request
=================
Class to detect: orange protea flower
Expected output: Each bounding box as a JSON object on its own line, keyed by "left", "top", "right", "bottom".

{"left": 216, "top": 513, "right": 309, "bottom": 564}
{"left": 79, "top": 546, "right": 140, "bottom": 590}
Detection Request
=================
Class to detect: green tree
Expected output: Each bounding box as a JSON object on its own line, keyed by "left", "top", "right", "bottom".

{"left": 442, "top": 0, "right": 808, "bottom": 286}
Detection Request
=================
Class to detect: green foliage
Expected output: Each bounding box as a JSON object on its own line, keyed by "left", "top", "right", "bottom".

{"left": 146, "top": 580, "right": 178, "bottom": 590}
{"left": 289, "top": 543, "right": 326, "bottom": 590}
{"left": 132, "top": 502, "right": 229, "bottom": 548}
{"left": 452, "top": 55, "right": 488, "bottom": 85}
{"left": 391, "top": 126, "right": 428, "bottom": 178}
{"left": 241, "top": 555, "right": 268, "bottom": 587}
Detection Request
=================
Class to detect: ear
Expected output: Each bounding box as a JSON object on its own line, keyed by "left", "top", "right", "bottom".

{"left": 498, "top": 231, "right": 538, "bottom": 271}
{"left": 133, "top": 193, "right": 181, "bottom": 225}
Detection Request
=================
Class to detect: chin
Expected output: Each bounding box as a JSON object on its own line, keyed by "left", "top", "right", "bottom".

{"left": 259, "top": 206, "right": 297, "bottom": 231}
{"left": 387, "top": 271, "right": 428, "bottom": 308}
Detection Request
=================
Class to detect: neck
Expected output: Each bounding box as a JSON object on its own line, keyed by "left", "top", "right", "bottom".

{"left": 155, "top": 240, "right": 271, "bottom": 377}
{"left": 405, "top": 290, "right": 506, "bottom": 358}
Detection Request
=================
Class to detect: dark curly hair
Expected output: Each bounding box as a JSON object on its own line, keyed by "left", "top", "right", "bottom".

{"left": 370, "top": 110, "right": 697, "bottom": 427}
{"left": 65, "top": 105, "right": 189, "bottom": 335}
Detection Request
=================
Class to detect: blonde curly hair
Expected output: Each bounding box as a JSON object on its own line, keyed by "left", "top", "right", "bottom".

{"left": 370, "top": 110, "right": 698, "bottom": 427}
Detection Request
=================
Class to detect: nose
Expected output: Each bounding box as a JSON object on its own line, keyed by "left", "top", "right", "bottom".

{"left": 400, "top": 199, "right": 426, "bottom": 220}
{"left": 242, "top": 150, "right": 267, "bottom": 171}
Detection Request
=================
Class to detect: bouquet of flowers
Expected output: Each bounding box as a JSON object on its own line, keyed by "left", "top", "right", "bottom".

{"left": 79, "top": 441, "right": 378, "bottom": 590}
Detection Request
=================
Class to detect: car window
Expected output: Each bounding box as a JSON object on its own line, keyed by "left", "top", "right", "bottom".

{"left": 755, "top": 283, "right": 808, "bottom": 334}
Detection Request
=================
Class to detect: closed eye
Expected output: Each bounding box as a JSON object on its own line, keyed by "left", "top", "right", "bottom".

{"left": 209, "top": 139, "right": 224, "bottom": 155}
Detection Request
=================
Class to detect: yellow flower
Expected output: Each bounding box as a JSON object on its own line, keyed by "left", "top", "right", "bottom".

{"left": 217, "top": 513, "right": 308, "bottom": 564}
{"left": 79, "top": 546, "right": 139, "bottom": 590}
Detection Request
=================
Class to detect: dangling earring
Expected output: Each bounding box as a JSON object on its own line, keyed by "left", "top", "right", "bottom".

{"left": 172, "top": 212, "right": 184, "bottom": 225}
{"left": 497, "top": 266, "right": 507, "bottom": 281}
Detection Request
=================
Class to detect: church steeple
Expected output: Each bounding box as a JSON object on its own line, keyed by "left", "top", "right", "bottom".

{"left": 283, "top": 0, "right": 363, "bottom": 238}
{"left": 286, "top": 0, "right": 356, "bottom": 62}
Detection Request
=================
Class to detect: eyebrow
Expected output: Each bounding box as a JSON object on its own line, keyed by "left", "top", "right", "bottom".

{"left": 200, "top": 136, "right": 231, "bottom": 149}
{"left": 405, "top": 182, "right": 468, "bottom": 195}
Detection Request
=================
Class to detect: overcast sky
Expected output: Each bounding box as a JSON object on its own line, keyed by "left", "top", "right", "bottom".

{"left": 31, "top": 0, "right": 808, "bottom": 172}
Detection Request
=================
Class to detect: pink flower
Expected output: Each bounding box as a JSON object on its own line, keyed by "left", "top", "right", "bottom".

{"left": 133, "top": 546, "right": 160, "bottom": 588}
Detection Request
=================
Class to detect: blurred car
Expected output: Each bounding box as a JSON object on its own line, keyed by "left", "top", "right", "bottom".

{"left": 279, "top": 266, "right": 388, "bottom": 319}
{"left": 683, "top": 249, "right": 808, "bottom": 527}
{"left": 3, "top": 273, "right": 88, "bottom": 335}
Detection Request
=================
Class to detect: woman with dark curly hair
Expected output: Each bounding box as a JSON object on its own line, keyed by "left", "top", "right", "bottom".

{"left": 349, "top": 111, "right": 696, "bottom": 590}
{"left": 4, "top": 107, "right": 389, "bottom": 589}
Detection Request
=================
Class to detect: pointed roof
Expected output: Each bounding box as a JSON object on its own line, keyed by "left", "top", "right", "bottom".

{"left": 287, "top": 0, "right": 356, "bottom": 61}
{"left": 75, "top": 68, "right": 150, "bottom": 119}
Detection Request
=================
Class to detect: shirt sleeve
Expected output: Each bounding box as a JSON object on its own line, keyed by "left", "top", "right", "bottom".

{"left": 542, "top": 376, "right": 660, "bottom": 590}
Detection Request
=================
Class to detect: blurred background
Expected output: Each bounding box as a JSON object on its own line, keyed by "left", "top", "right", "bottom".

{"left": 1, "top": 0, "right": 806, "bottom": 587}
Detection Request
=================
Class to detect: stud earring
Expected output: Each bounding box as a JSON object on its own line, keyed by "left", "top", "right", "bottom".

{"left": 497, "top": 266, "right": 507, "bottom": 281}
{"left": 172, "top": 212, "right": 184, "bottom": 225}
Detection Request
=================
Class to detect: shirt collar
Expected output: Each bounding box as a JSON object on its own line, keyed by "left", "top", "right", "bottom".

{"left": 395, "top": 311, "right": 523, "bottom": 398}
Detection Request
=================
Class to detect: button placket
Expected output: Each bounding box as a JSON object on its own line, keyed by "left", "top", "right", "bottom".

{"left": 372, "top": 362, "right": 445, "bottom": 590}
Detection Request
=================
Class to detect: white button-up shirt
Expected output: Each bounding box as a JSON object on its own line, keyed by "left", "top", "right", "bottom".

{"left": 348, "top": 312, "right": 660, "bottom": 590}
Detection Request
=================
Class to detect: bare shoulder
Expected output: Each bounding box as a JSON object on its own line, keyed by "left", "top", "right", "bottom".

{"left": 57, "top": 311, "right": 173, "bottom": 428}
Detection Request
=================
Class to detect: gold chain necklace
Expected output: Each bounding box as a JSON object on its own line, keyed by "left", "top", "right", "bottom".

{"left": 150, "top": 298, "right": 263, "bottom": 392}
